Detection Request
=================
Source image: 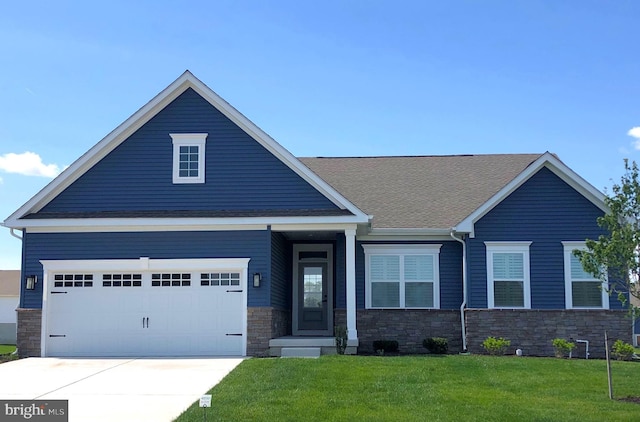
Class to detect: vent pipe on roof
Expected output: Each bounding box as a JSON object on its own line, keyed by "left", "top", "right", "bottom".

{"left": 450, "top": 228, "right": 467, "bottom": 353}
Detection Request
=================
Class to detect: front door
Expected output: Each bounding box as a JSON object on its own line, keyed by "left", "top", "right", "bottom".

{"left": 293, "top": 244, "right": 333, "bottom": 336}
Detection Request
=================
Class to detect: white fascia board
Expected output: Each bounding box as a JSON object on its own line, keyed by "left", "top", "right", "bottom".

{"left": 41, "top": 257, "right": 251, "bottom": 272}
{"left": 4, "top": 71, "right": 369, "bottom": 226}
{"left": 22, "top": 215, "right": 368, "bottom": 233}
{"left": 359, "top": 227, "right": 453, "bottom": 241}
{"left": 456, "top": 152, "right": 608, "bottom": 236}
{"left": 270, "top": 223, "right": 359, "bottom": 232}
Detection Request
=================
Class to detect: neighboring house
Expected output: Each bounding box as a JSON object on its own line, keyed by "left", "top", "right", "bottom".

{"left": 0, "top": 270, "right": 19, "bottom": 344}
{"left": 2, "top": 71, "right": 630, "bottom": 359}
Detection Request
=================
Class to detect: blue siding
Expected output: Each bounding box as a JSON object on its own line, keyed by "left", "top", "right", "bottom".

{"left": 466, "top": 167, "right": 620, "bottom": 309}
{"left": 270, "top": 231, "right": 291, "bottom": 309}
{"left": 354, "top": 240, "right": 463, "bottom": 310}
{"left": 39, "top": 88, "right": 338, "bottom": 213}
{"left": 21, "top": 230, "right": 270, "bottom": 309}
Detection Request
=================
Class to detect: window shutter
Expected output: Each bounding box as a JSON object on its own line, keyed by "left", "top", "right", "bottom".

{"left": 404, "top": 255, "right": 433, "bottom": 281}
{"left": 570, "top": 255, "right": 593, "bottom": 280}
{"left": 493, "top": 253, "right": 523, "bottom": 279}
{"left": 370, "top": 255, "right": 400, "bottom": 281}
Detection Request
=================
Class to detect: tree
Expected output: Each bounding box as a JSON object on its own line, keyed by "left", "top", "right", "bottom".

{"left": 575, "top": 159, "right": 640, "bottom": 314}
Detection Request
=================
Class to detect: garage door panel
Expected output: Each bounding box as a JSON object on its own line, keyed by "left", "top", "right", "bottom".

{"left": 45, "top": 265, "right": 246, "bottom": 357}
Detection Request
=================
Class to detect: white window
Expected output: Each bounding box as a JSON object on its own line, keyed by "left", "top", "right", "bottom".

{"left": 562, "top": 242, "right": 609, "bottom": 309}
{"left": 363, "top": 244, "right": 441, "bottom": 309}
{"left": 485, "top": 242, "right": 531, "bottom": 309}
{"left": 171, "top": 133, "right": 207, "bottom": 184}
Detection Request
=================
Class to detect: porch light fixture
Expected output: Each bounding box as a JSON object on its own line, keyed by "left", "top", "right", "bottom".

{"left": 253, "top": 273, "right": 262, "bottom": 288}
{"left": 25, "top": 275, "right": 37, "bottom": 290}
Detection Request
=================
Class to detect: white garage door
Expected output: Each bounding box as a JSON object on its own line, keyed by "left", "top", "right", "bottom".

{"left": 41, "top": 258, "right": 249, "bottom": 357}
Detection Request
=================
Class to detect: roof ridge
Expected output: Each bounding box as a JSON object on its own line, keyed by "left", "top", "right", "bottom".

{"left": 299, "top": 153, "right": 544, "bottom": 159}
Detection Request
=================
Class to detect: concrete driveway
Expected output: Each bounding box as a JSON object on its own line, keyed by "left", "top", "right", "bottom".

{"left": 0, "top": 357, "right": 244, "bottom": 422}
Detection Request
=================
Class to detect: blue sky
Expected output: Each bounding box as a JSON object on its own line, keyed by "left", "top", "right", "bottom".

{"left": 1, "top": 1, "right": 639, "bottom": 269}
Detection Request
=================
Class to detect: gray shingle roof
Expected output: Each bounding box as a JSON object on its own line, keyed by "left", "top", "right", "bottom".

{"left": 299, "top": 154, "right": 544, "bottom": 229}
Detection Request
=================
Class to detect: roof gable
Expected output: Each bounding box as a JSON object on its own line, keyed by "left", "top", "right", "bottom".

{"left": 5, "top": 72, "right": 368, "bottom": 227}
{"left": 456, "top": 152, "right": 607, "bottom": 235}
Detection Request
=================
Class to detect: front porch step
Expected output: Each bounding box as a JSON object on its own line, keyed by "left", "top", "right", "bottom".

{"left": 281, "top": 347, "right": 321, "bottom": 358}
{"left": 269, "top": 337, "right": 337, "bottom": 357}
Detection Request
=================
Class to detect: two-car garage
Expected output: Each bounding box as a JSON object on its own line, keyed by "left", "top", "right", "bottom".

{"left": 41, "top": 258, "right": 249, "bottom": 357}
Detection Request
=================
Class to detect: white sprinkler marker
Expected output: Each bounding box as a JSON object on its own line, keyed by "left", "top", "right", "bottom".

{"left": 200, "top": 395, "right": 212, "bottom": 408}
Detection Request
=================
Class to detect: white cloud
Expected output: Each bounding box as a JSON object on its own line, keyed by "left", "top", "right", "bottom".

{"left": 0, "top": 151, "right": 63, "bottom": 178}
{"left": 629, "top": 127, "right": 640, "bottom": 150}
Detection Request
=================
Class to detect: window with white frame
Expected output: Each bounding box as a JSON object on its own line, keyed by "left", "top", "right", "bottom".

{"left": 562, "top": 242, "right": 609, "bottom": 309}
{"left": 363, "top": 244, "right": 441, "bottom": 309}
{"left": 485, "top": 242, "right": 531, "bottom": 308}
{"left": 171, "top": 133, "right": 207, "bottom": 184}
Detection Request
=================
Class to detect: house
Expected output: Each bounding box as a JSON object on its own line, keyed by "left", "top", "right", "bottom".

{"left": 0, "top": 270, "right": 19, "bottom": 344}
{"left": 3, "top": 71, "right": 630, "bottom": 359}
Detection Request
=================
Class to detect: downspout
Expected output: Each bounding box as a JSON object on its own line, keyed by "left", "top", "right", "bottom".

{"left": 450, "top": 228, "right": 467, "bottom": 352}
{"left": 9, "top": 227, "right": 23, "bottom": 240}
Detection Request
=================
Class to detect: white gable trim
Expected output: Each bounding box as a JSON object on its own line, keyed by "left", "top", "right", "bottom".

{"left": 4, "top": 71, "right": 368, "bottom": 228}
{"left": 456, "top": 152, "right": 607, "bottom": 237}
{"left": 23, "top": 216, "right": 365, "bottom": 233}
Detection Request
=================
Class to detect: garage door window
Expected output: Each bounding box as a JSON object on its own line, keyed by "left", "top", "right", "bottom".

{"left": 53, "top": 274, "right": 93, "bottom": 287}
{"left": 201, "top": 273, "right": 240, "bottom": 286}
{"left": 103, "top": 274, "right": 142, "bottom": 287}
{"left": 152, "top": 273, "right": 191, "bottom": 287}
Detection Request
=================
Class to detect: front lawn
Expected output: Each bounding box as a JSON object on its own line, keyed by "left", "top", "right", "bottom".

{"left": 175, "top": 355, "right": 640, "bottom": 422}
{"left": 0, "top": 345, "right": 16, "bottom": 355}
{"left": 0, "top": 344, "right": 17, "bottom": 364}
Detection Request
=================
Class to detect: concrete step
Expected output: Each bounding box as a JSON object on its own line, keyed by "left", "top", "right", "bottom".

{"left": 280, "top": 347, "right": 321, "bottom": 358}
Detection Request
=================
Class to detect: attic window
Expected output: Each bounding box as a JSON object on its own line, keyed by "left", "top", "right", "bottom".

{"left": 171, "top": 133, "right": 207, "bottom": 184}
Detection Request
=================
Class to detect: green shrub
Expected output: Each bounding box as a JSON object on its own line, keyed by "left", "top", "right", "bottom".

{"left": 482, "top": 337, "right": 511, "bottom": 356}
{"left": 423, "top": 337, "right": 448, "bottom": 354}
{"left": 552, "top": 338, "right": 575, "bottom": 358}
{"left": 373, "top": 340, "right": 399, "bottom": 355}
{"left": 611, "top": 339, "right": 635, "bottom": 361}
{"left": 334, "top": 325, "right": 348, "bottom": 355}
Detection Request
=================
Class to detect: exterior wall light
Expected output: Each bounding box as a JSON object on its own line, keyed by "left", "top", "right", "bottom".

{"left": 253, "top": 273, "right": 262, "bottom": 288}
{"left": 26, "top": 275, "right": 37, "bottom": 290}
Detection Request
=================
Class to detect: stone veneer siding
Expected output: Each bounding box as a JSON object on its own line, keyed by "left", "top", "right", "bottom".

{"left": 17, "top": 308, "right": 41, "bottom": 358}
{"left": 247, "top": 307, "right": 290, "bottom": 356}
{"left": 336, "top": 309, "right": 463, "bottom": 354}
{"left": 465, "top": 309, "right": 631, "bottom": 358}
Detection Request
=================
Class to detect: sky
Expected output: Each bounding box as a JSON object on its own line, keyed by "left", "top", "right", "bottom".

{"left": 1, "top": 1, "right": 639, "bottom": 269}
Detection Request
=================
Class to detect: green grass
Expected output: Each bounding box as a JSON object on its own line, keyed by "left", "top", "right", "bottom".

{"left": 174, "top": 355, "right": 640, "bottom": 422}
{"left": 0, "top": 345, "right": 16, "bottom": 355}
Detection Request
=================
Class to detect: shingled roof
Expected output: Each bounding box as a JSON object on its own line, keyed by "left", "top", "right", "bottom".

{"left": 299, "top": 154, "right": 544, "bottom": 229}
